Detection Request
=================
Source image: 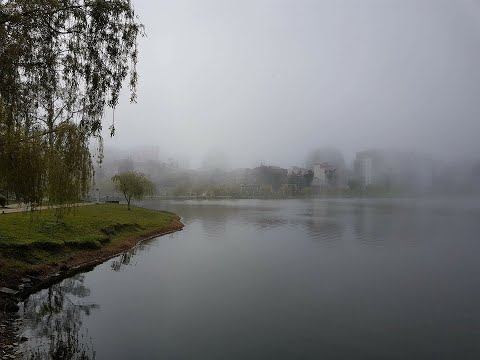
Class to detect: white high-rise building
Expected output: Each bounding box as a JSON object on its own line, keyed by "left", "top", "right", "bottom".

{"left": 312, "top": 163, "right": 336, "bottom": 187}
{"left": 362, "top": 158, "right": 373, "bottom": 186}
{"left": 353, "top": 149, "right": 434, "bottom": 191}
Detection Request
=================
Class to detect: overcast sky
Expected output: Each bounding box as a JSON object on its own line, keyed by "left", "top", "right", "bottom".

{"left": 103, "top": 0, "right": 480, "bottom": 168}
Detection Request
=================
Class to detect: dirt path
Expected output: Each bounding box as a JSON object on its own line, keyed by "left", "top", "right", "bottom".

{"left": 1, "top": 202, "right": 95, "bottom": 214}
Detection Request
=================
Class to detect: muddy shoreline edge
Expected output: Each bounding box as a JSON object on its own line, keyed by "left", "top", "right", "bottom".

{"left": 0, "top": 214, "right": 184, "bottom": 357}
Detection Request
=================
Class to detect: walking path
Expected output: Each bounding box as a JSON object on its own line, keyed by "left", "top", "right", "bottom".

{"left": 1, "top": 202, "right": 94, "bottom": 214}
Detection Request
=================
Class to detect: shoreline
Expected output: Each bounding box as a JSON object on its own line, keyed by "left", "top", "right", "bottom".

{"left": 2, "top": 215, "right": 184, "bottom": 299}
{"left": 0, "top": 212, "right": 184, "bottom": 357}
{"left": 1, "top": 214, "right": 183, "bottom": 299}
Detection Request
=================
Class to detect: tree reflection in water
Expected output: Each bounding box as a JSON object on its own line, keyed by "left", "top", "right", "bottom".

{"left": 110, "top": 241, "right": 157, "bottom": 272}
{"left": 110, "top": 247, "right": 138, "bottom": 272}
{"left": 21, "top": 274, "right": 98, "bottom": 359}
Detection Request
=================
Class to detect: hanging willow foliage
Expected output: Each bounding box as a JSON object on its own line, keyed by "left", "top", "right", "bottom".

{"left": 0, "top": 101, "right": 92, "bottom": 216}
{"left": 0, "top": 98, "right": 45, "bottom": 205}
{"left": 0, "top": 0, "right": 144, "bottom": 136}
{"left": 45, "top": 123, "right": 93, "bottom": 218}
{"left": 0, "top": 0, "right": 144, "bottom": 216}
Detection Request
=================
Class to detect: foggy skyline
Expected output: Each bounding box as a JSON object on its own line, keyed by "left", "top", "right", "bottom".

{"left": 103, "top": 0, "right": 480, "bottom": 168}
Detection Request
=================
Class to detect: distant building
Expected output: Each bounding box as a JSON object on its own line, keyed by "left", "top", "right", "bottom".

{"left": 253, "top": 165, "right": 288, "bottom": 191}
{"left": 353, "top": 149, "right": 434, "bottom": 192}
{"left": 312, "top": 163, "right": 336, "bottom": 187}
{"left": 230, "top": 168, "right": 257, "bottom": 185}
{"left": 240, "top": 184, "right": 260, "bottom": 196}
{"left": 130, "top": 145, "right": 161, "bottom": 162}
{"left": 157, "top": 186, "right": 174, "bottom": 196}
{"left": 362, "top": 158, "right": 373, "bottom": 186}
{"left": 354, "top": 155, "right": 374, "bottom": 186}
{"left": 288, "top": 166, "right": 308, "bottom": 175}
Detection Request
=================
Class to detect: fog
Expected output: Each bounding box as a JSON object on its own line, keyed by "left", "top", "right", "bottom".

{"left": 103, "top": 0, "right": 480, "bottom": 168}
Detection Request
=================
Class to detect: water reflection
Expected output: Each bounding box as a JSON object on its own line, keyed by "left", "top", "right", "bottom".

{"left": 146, "top": 199, "right": 450, "bottom": 247}
{"left": 304, "top": 200, "right": 344, "bottom": 244}
{"left": 16, "top": 198, "right": 480, "bottom": 359}
{"left": 109, "top": 236, "right": 172, "bottom": 271}
{"left": 20, "top": 275, "right": 98, "bottom": 359}
{"left": 111, "top": 247, "right": 138, "bottom": 272}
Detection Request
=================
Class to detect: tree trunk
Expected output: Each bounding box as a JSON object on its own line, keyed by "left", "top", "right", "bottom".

{"left": 47, "top": 98, "right": 55, "bottom": 146}
{"left": 123, "top": 192, "right": 131, "bottom": 210}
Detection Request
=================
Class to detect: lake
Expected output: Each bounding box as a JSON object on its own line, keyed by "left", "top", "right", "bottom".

{"left": 18, "top": 198, "right": 480, "bottom": 359}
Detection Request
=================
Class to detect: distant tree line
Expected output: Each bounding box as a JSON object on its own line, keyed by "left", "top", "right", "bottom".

{"left": 288, "top": 170, "right": 314, "bottom": 191}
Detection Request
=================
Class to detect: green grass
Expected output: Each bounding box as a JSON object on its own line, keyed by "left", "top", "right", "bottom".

{"left": 0, "top": 204, "right": 180, "bottom": 279}
{"left": 0, "top": 204, "right": 175, "bottom": 248}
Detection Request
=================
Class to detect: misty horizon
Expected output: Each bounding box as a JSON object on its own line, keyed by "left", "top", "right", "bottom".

{"left": 3, "top": 1, "right": 480, "bottom": 359}
{"left": 98, "top": 143, "right": 478, "bottom": 171}
{"left": 100, "top": 0, "right": 480, "bottom": 169}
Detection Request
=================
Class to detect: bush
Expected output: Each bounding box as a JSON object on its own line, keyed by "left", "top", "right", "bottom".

{"left": 0, "top": 196, "right": 7, "bottom": 208}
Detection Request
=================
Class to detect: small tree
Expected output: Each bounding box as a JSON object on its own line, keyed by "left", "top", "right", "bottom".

{"left": 112, "top": 172, "right": 154, "bottom": 210}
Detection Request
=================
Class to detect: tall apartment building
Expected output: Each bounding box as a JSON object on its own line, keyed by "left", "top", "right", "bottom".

{"left": 353, "top": 149, "right": 434, "bottom": 191}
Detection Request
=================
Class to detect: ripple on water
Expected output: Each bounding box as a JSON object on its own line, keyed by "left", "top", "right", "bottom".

{"left": 15, "top": 198, "right": 480, "bottom": 359}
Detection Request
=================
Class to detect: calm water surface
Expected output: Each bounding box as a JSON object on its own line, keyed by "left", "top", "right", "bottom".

{"left": 19, "top": 198, "right": 480, "bottom": 359}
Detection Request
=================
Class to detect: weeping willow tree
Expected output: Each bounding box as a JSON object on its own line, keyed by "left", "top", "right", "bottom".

{"left": 0, "top": 98, "right": 46, "bottom": 206}
{"left": 0, "top": 0, "right": 144, "bottom": 216}
{"left": 0, "top": 100, "right": 92, "bottom": 216}
{"left": 45, "top": 123, "right": 93, "bottom": 218}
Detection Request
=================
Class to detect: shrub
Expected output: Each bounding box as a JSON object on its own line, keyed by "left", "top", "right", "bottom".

{"left": 0, "top": 196, "right": 7, "bottom": 208}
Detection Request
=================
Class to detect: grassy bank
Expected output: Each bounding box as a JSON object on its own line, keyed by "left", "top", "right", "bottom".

{"left": 0, "top": 204, "right": 183, "bottom": 290}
